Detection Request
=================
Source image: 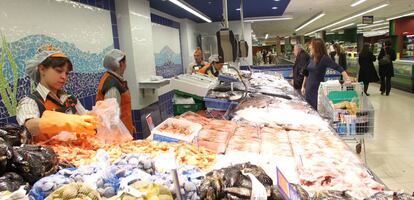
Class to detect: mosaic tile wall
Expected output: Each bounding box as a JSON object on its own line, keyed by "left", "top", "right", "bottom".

{"left": 0, "top": 0, "right": 119, "bottom": 123}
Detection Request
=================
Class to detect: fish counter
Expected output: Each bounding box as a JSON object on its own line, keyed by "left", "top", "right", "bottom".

{"left": 0, "top": 73, "right": 413, "bottom": 200}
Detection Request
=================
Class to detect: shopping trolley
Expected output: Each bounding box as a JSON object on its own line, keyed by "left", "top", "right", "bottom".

{"left": 318, "top": 81, "right": 375, "bottom": 163}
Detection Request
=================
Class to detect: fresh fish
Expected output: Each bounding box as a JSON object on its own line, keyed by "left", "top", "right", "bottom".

{"left": 364, "top": 191, "right": 414, "bottom": 200}
{"left": 312, "top": 190, "right": 356, "bottom": 200}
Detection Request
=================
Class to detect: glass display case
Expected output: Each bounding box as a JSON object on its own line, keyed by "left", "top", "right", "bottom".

{"left": 402, "top": 35, "right": 414, "bottom": 59}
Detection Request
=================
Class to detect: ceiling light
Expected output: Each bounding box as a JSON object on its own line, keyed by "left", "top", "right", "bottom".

{"left": 387, "top": 11, "right": 414, "bottom": 21}
{"left": 245, "top": 16, "right": 293, "bottom": 22}
{"left": 351, "top": 0, "right": 367, "bottom": 7}
{"left": 360, "top": 22, "right": 388, "bottom": 29}
{"left": 169, "top": 0, "right": 212, "bottom": 23}
{"left": 357, "top": 24, "right": 366, "bottom": 27}
{"left": 274, "top": 0, "right": 280, "bottom": 1}
{"left": 265, "top": 34, "right": 269, "bottom": 39}
{"left": 284, "top": 36, "right": 290, "bottom": 38}
{"left": 331, "top": 23, "right": 355, "bottom": 31}
{"left": 236, "top": 8, "right": 240, "bottom": 11}
{"left": 295, "top": 12, "right": 325, "bottom": 32}
{"left": 374, "top": 20, "right": 385, "bottom": 24}
{"left": 326, "top": 32, "right": 335, "bottom": 35}
{"left": 272, "top": 7, "right": 278, "bottom": 10}
{"left": 372, "top": 26, "right": 389, "bottom": 31}
{"left": 305, "top": 2, "right": 389, "bottom": 36}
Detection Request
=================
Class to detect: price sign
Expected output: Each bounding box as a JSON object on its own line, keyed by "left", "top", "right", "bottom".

{"left": 276, "top": 167, "right": 300, "bottom": 200}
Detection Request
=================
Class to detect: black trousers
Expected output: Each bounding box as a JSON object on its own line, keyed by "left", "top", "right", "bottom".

{"left": 380, "top": 75, "right": 392, "bottom": 95}
{"left": 363, "top": 82, "right": 369, "bottom": 94}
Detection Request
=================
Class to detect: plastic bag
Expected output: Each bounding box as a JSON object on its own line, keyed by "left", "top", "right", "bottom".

{"left": 0, "top": 122, "right": 30, "bottom": 146}
{"left": 242, "top": 172, "right": 267, "bottom": 200}
{"left": 28, "top": 174, "right": 72, "bottom": 200}
{"left": 0, "top": 138, "right": 13, "bottom": 175}
{"left": 10, "top": 145, "right": 58, "bottom": 184}
{"left": 0, "top": 172, "right": 27, "bottom": 193}
{"left": 0, "top": 185, "right": 29, "bottom": 200}
{"left": 92, "top": 98, "right": 133, "bottom": 144}
{"left": 45, "top": 183, "right": 102, "bottom": 200}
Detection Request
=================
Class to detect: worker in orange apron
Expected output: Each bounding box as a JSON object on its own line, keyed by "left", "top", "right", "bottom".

{"left": 96, "top": 49, "right": 135, "bottom": 134}
{"left": 187, "top": 47, "right": 208, "bottom": 74}
{"left": 17, "top": 44, "right": 97, "bottom": 143}
{"left": 198, "top": 55, "right": 223, "bottom": 77}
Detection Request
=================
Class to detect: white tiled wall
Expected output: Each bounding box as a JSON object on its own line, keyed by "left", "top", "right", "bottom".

{"left": 116, "top": 0, "right": 158, "bottom": 110}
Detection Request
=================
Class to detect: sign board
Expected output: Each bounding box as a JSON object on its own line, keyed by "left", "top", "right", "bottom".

{"left": 362, "top": 16, "right": 374, "bottom": 24}
{"left": 276, "top": 167, "right": 300, "bottom": 200}
{"left": 146, "top": 113, "right": 155, "bottom": 131}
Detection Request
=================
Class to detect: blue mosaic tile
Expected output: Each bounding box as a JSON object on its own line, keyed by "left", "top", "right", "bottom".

{"left": 87, "top": 0, "right": 96, "bottom": 6}
{"left": 95, "top": 0, "right": 104, "bottom": 8}
{"left": 109, "top": 0, "right": 115, "bottom": 11}
{"left": 7, "top": 117, "right": 17, "bottom": 124}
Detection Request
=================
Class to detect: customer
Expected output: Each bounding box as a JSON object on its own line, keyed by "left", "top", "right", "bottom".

{"left": 188, "top": 47, "right": 207, "bottom": 74}
{"left": 292, "top": 44, "right": 310, "bottom": 91}
{"left": 330, "top": 43, "right": 348, "bottom": 71}
{"left": 302, "top": 38, "right": 351, "bottom": 110}
{"left": 358, "top": 43, "right": 379, "bottom": 96}
{"left": 96, "top": 49, "right": 134, "bottom": 134}
{"left": 378, "top": 41, "right": 396, "bottom": 96}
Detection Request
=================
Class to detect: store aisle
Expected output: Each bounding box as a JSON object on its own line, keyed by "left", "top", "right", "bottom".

{"left": 364, "top": 83, "right": 414, "bottom": 192}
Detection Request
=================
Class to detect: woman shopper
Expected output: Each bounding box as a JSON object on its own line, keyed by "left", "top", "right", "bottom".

{"left": 378, "top": 40, "right": 396, "bottom": 96}
{"left": 358, "top": 43, "right": 379, "bottom": 96}
{"left": 330, "top": 43, "right": 348, "bottom": 71}
{"left": 302, "top": 38, "right": 351, "bottom": 110}
{"left": 17, "top": 44, "right": 97, "bottom": 143}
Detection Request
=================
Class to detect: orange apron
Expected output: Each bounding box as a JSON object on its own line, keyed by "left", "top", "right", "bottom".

{"left": 29, "top": 92, "right": 78, "bottom": 143}
{"left": 96, "top": 72, "right": 135, "bottom": 134}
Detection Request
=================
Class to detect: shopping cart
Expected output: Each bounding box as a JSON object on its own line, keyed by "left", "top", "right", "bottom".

{"left": 318, "top": 81, "right": 375, "bottom": 163}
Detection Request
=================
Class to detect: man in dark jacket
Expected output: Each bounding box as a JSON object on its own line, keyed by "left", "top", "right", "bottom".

{"left": 378, "top": 41, "right": 396, "bottom": 96}
{"left": 293, "top": 44, "right": 310, "bottom": 91}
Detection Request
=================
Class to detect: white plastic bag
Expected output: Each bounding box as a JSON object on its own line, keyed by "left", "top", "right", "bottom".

{"left": 92, "top": 98, "right": 133, "bottom": 144}
{"left": 242, "top": 172, "right": 267, "bottom": 200}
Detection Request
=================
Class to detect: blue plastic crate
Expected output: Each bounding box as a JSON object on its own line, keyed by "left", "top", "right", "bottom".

{"left": 204, "top": 97, "right": 237, "bottom": 110}
{"left": 153, "top": 134, "right": 181, "bottom": 143}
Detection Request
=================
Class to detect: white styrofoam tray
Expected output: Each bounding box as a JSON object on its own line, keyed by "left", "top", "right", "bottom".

{"left": 151, "top": 118, "right": 202, "bottom": 143}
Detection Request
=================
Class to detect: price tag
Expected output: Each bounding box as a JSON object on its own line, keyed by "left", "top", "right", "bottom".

{"left": 146, "top": 113, "right": 155, "bottom": 131}
{"left": 276, "top": 167, "right": 300, "bottom": 200}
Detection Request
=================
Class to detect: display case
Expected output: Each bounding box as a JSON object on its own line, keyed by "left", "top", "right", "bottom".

{"left": 346, "top": 57, "right": 414, "bottom": 93}
{"left": 402, "top": 35, "right": 414, "bottom": 59}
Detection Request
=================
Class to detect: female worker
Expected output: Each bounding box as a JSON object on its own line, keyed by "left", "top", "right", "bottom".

{"left": 17, "top": 44, "right": 97, "bottom": 143}
{"left": 198, "top": 55, "right": 223, "bottom": 77}
{"left": 96, "top": 49, "right": 134, "bottom": 134}
{"left": 301, "top": 38, "right": 351, "bottom": 110}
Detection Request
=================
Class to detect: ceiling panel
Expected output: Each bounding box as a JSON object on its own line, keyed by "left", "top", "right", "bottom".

{"left": 251, "top": 0, "right": 414, "bottom": 39}
{"left": 150, "top": 0, "right": 290, "bottom": 23}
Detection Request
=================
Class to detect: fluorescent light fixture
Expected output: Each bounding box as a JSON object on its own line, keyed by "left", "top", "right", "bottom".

{"left": 387, "top": 11, "right": 414, "bottom": 21}
{"left": 169, "top": 0, "right": 212, "bottom": 23}
{"left": 265, "top": 34, "right": 269, "bottom": 39}
{"left": 351, "top": 0, "right": 367, "bottom": 7}
{"left": 272, "top": 7, "right": 278, "bottom": 10}
{"left": 360, "top": 22, "right": 388, "bottom": 29}
{"left": 274, "top": 0, "right": 280, "bottom": 1}
{"left": 236, "top": 8, "right": 240, "bottom": 11}
{"left": 326, "top": 32, "right": 335, "bottom": 35}
{"left": 357, "top": 24, "right": 366, "bottom": 27}
{"left": 295, "top": 12, "right": 326, "bottom": 32}
{"left": 372, "top": 26, "right": 389, "bottom": 31}
{"left": 331, "top": 23, "right": 355, "bottom": 31}
{"left": 244, "top": 15, "right": 293, "bottom": 22}
{"left": 374, "top": 20, "right": 385, "bottom": 24}
{"left": 305, "top": 2, "right": 389, "bottom": 36}
{"left": 284, "top": 36, "right": 290, "bottom": 39}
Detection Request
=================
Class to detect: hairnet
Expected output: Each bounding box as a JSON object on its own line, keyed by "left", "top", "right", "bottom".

{"left": 103, "top": 49, "right": 126, "bottom": 71}
{"left": 208, "top": 54, "right": 220, "bottom": 63}
{"left": 25, "top": 44, "right": 67, "bottom": 83}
